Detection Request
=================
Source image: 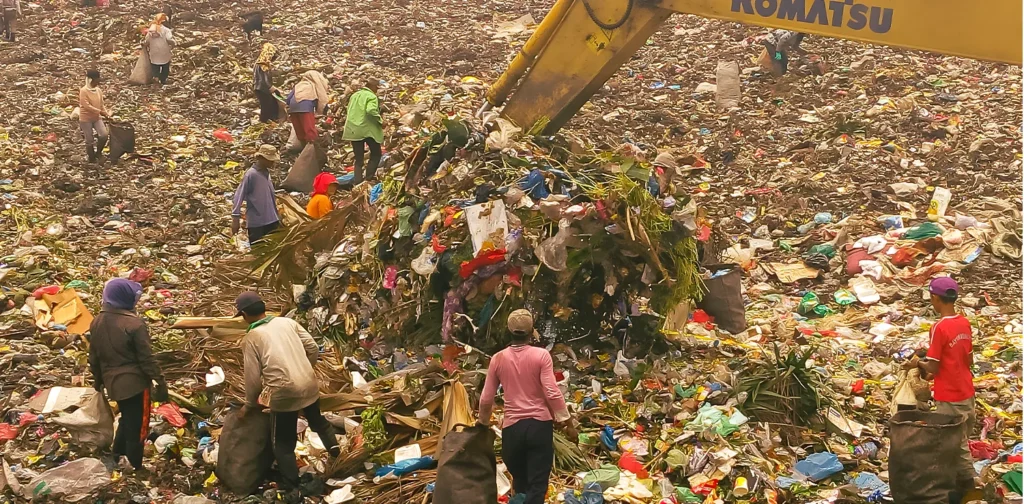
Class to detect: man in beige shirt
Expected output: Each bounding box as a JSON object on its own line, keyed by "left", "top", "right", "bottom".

{"left": 236, "top": 292, "right": 340, "bottom": 502}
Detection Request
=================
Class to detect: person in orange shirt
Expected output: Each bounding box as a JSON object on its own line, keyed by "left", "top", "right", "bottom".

{"left": 306, "top": 172, "right": 338, "bottom": 219}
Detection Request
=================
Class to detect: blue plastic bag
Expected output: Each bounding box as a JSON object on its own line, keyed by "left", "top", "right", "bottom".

{"left": 519, "top": 169, "right": 550, "bottom": 199}
{"left": 794, "top": 452, "right": 843, "bottom": 481}
{"left": 369, "top": 183, "right": 383, "bottom": 204}
{"left": 374, "top": 456, "right": 435, "bottom": 478}
{"left": 600, "top": 426, "right": 617, "bottom": 451}
{"left": 564, "top": 482, "right": 604, "bottom": 504}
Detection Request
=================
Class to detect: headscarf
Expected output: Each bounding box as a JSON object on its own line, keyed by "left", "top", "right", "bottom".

{"left": 256, "top": 42, "right": 276, "bottom": 71}
{"left": 293, "top": 70, "right": 331, "bottom": 114}
{"left": 311, "top": 172, "right": 339, "bottom": 196}
{"left": 102, "top": 278, "right": 143, "bottom": 311}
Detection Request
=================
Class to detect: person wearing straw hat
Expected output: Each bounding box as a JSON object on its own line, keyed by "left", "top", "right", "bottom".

{"left": 231, "top": 144, "right": 281, "bottom": 244}
{"left": 477, "top": 309, "right": 576, "bottom": 504}
{"left": 235, "top": 291, "right": 340, "bottom": 503}
{"left": 904, "top": 276, "right": 976, "bottom": 495}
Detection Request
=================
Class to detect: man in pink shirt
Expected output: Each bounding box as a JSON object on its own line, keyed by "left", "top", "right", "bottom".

{"left": 478, "top": 309, "right": 575, "bottom": 504}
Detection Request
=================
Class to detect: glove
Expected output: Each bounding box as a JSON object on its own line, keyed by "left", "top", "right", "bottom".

{"left": 153, "top": 381, "right": 169, "bottom": 402}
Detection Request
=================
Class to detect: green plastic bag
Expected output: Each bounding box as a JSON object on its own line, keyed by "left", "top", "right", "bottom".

{"left": 813, "top": 304, "right": 835, "bottom": 317}
{"left": 665, "top": 449, "right": 688, "bottom": 469}
{"left": 833, "top": 289, "right": 856, "bottom": 305}
{"left": 904, "top": 221, "right": 942, "bottom": 240}
{"left": 674, "top": 385, "right": 696, "bottom": 399}
{"left": 805, "top": 243, "right": 836, "bottom": 258}
{"left": 676, "top": 487, "right": 703, "bottom": 503}
{"left": 798, "top": 292, "right": 820, "bottom": 316}
{"left": 582, "top": 465, "right": 621, "bottom": 491}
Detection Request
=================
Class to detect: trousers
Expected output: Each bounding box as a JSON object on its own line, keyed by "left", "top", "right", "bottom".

{"left": 935, "top": 397, "right": 977, "bottom": 487}
{"left": 80, "top": 119, "right": 108, "bottom": 148}
{"left": 351, "top": 138, "right": 381, "bottom": 184}
{"left": 247, "top": 220, "right": 280, "bottom": 244}
{"left": 501, "top": 419, "right": 553, "bottom": 504}
{"left": 271, "top": 399, "right": 339, "bottom": 490}
{"left": 113, "top": 389, "right": 151, "bottom": 470}
{"left": 151, "top": 63, "right": 170, "bottom": 84}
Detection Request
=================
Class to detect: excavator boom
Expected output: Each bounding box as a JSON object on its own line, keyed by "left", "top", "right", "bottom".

{"left": 488, "top": 0, "right": 1022, "bottom": 134}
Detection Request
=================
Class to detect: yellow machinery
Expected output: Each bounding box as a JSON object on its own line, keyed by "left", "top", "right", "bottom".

{"left": 484, "top": 0, "right": 1023, "bottom": 134}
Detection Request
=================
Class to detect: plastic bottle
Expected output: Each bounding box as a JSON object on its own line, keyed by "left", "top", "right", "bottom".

{"left": 927, "top": 187, "right": 951, "bottom": 222}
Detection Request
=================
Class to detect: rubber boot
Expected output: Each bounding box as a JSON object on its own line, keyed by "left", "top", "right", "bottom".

{"left": 95, "top": 137, "right": 108, "bottom": 164}
{"left": 86, "top": 145, "right": 96, "bottom": 163}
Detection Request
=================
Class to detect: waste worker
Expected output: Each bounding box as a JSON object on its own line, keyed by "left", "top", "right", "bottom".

{"left": 0, "top": 0, "right": 20, "bottom": 42}
{"left": 759, "top": 30, "right": 805, "bottom": 76}
{"left": 231, "top": 144, "right": 281, "bottom": 244}
{"left": 143, "top": 13, "right": 174, "bottom": 85}
{"left": 253, "top": 42, "right": 281, "bottom": 123}
{"left": 235, "top": 292, "right": 341, "bottom": 503}
{"left": 286, "top": 70, "right": 331, "bottom": 146}
{"left": 306, "top": 172, "right": 339, "bottom": 219}
{"left": 478, "top": 309, "right": 577, "bottom": 504}
{"left": 341, "top": 78, "right": 384, "bottom": 184}
{"left": 88, "top": 278, "right": 169, "bottom": 471}
{"left": 79, "top": 68, "right": 110, "bottom": 163}
{"left": 903, "top": 276, "right": 976, "bottom": 494}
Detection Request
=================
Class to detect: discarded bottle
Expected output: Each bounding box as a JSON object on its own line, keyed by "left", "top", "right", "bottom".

{"left": 927, "top": 187, "right": 951, "bottom": 222}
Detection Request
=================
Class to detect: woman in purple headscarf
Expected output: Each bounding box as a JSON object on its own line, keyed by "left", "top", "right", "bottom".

{"left": 88, "top": 278, "right": 168, "bottom": 471}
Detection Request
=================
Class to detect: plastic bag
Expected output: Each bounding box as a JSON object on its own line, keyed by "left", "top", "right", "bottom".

{"left": 793, "top": 452, "right": 843, "bottom": 482}
{"left": 107, "top": 122, "right": 136, "bottom": 162}
{"left": 285, "top": 124, "right": 303, "bottom": 153}
{"left": 564, "top": 482, "right": 604, "bottom": 504}
{"left": 890, "top": 370, "right": 919, "bottom": 415}
{"left": 375, "top": 456, "right": 435, "bottom": 479}
{"left": 128, "top": 47, "right": 153, "bottom": 85}
{"left": 24, "top": 457, "right": 111, "bottom": 502}
{"left": 582, "top": 465, "right": 620, "bottom": 490}
{"left": 51, "top": 391, "right": 114, "bottom": 449}
{"left": 535, "top": 219, "right": 575, "bottom": 272}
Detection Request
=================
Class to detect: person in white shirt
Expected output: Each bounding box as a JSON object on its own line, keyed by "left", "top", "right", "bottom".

{"left": 143, "top": 13, "right": 175, "bottom": 85}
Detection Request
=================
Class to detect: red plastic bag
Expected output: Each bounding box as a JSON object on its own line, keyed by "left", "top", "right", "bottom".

{"left": 32, "top": 285, "right": 61, "bottom": 298}
{"left": 0, "top": 424, "right": 18, "bottom": 441}
{"left": 212, "top": 128, "right": 234, "bottom": 143}
{"left": 617, "top": 451, "right": 649, "bottom": 479}
{"left": 153, "top": 403, "right": 188, "bottom": 428}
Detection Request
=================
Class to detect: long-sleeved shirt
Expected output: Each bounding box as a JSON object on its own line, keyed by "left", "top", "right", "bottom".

{"left": 78, "top": 86, "right": 105, "bottom": 123}
{"left": 342, "top": 88, "right": 383, "bottom": 143}
{"left": 144, "top": 25, "right": 174, "bottom": 65}
{"left": 242, "top": 316, "right": 321, "bottom": 412}
{"left": 88, "top": 305, "right": 165, "bottom": 401}
{"left": 478, "top": 345, "right": 570, "bottom": 428}
{"left": 232, "top": 166, "right": 279, "bottom": 228}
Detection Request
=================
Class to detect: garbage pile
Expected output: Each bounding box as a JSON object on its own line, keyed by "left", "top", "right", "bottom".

{"left": 0, "top": 0, "right": 1021, "bottom": 501}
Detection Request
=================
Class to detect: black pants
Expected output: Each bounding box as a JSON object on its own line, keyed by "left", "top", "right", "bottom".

{"left": 256, "top": 90, "right": 280, "bottom": 123}
{"left": 151, "top": 63, "right": 170, "bottom": 84}
{"left": 1, "top": 11, "right": 14, "bottom": 41}
{"left": 247, "top": 221, "right": 279, "bottom": 244}
{"left": 271, "top": 399, "right": 339, "bottom": 490}
{"left": 502, "top": 419, "right": 553, "bottom": 504}
{"left": 113, "top": 389, "right": 150, "bottom": 470}
{"left": 351, "top": 138, "right": 381, "bottom": 184}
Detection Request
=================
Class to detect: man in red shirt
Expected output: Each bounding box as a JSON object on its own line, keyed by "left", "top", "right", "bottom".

{"left": 906, "top": 277, "right": 975, "bottom": 491}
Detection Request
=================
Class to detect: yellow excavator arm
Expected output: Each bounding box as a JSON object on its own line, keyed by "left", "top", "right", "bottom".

{"left": 486, "top": 0, "right": 1022, "bottom": 134}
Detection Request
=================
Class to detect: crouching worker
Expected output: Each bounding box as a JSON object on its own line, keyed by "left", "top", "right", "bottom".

{"left": 89, "top": 278, "right": 169, "bottom": 471}
{"left": 236, "top": 292, "right": 340, "bottom": 503}
{"left": 759, "top": 30, "right": 806, "bottom": 76}
{"left": 306, "top": 172, "right": 338, "bottom": 219}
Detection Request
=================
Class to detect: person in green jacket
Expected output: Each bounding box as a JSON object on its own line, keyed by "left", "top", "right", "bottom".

{"left": 342, "top": 79, "right": 384, "bottom": 184}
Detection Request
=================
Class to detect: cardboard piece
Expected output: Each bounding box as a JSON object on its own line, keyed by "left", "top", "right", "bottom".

{"left": 33, "top": 289, "right": 93, "bottom": 335}
{"left": 767, "top": 262, "right": 821, "bottom": 284}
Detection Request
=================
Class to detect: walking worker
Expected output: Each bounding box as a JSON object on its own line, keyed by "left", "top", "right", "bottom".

{"left": 286, "top": 70, "right": 331, "bottom": 146}
{"left": 89, "top": 278, "right": 169, "bottom": 471}
{"left": 477, "top": 309, "right": 576, "bottom": 504}
{"left": 306, "top": 172, "right": 338, "bottom": 219}
{"left": 253, "top": 42, "right": 281, "bottom": 123}
{"left": 342, "top": 78, "right": 384, "bottom": 184}
{"left": 231, "top": 144, "right": 281, "bottom": 244}
{"left": 904, "top": 276, "right": 976, "bottom": 494}
{"left": 79, "top": 68, "right": 110, "bottom": 163}
{"left": 235, "top": 292, "right": 340, "bottom": 503}
{"left": 143, "top": 13, "right": 174, "bottom": 85}
{"left": 0, "top": 0, "right": 21, "bottom": 42}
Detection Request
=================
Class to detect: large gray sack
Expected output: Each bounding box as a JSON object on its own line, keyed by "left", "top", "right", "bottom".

{"left": 51, "top": 391, "right": 114, "bottom": 449}
{"left": 715, "top": 61, "right": 741, "bottom": 110}
{"left": 128, "top": 47, "right": 153, "bottom": 85}
{"left": 281, "top": 142, "right": 327, "bottom": 193}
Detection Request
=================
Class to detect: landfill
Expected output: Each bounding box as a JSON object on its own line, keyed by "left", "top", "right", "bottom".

{"left": 0, "top": 0, "right": 1021, "bottom": 503}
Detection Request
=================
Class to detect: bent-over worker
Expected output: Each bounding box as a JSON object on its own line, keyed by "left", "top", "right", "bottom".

{"left": 236, "top": 292, "right": 340, "bottom": 503}
{"left": 286, "top": 70, "right": 331, "bottom": 146}
{"left": 478, "top": 309, "right": 576, "bottom": 504}
{"left": 89, "top": 278, "right": 169, "bottom": 471}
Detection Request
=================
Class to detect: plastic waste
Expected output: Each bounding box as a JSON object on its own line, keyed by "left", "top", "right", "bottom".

{"left": 51, "top": 392, "right": 114, "bottom": 448}
{"left": 24, "top": 457, "right": 111, "bottom": 502}
{"left": 927, "top": 186, "right": 951, "bottom": 222}
{"left": 564, "top": 481, "right": 604, "bottom": 504}
{"left": 374, "top": 456, "right": 435, "bottom": 479}
{"left": 793, "top": 452, "right": 844, "bottom": 481}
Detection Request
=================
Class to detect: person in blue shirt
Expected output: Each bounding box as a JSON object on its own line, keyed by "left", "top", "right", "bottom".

{"left": 231, "top": 144, "right": 281, "bottom": 244}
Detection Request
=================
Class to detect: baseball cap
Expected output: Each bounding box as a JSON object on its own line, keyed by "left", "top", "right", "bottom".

{"left": 255, "top": 144, "right": 280, "bottom": 162}
{"left": 928, "top": 277, "right": 959, "bottom": 298}
{"left": 234, "top": 291, "right": 264, "bottom": 316}
{"left": 507, "top": 309, "right": 534, "bottom": 335}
